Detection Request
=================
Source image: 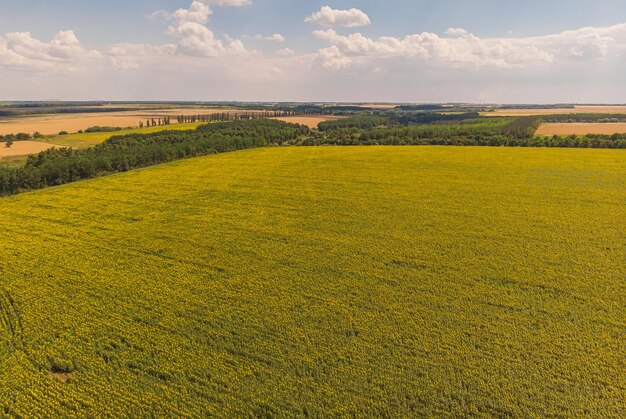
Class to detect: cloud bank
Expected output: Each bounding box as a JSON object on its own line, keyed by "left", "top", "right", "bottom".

{"left": 1, "top": 2, "right": 625, "bottom": 102}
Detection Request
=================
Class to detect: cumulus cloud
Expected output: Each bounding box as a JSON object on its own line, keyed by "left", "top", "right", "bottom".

{"left": 305, "top": 6, "right": 371, "bottom": 28}
{"left": 161, "top": 1, "right": 247, "bottom": 57}
{"left": 172, "top": 1, "right": 212, "bottom": 24}
{"left": 317, "top": 46, "right": 352, "bottom": 70}
{"left": 313, "top": 23, "right": 626, "bottom": 70}
{"left": 0, "top": 30, "right": 100, "bottom": 69}
{"left": 253, "top": 33, "right": 285, "bottom": 42}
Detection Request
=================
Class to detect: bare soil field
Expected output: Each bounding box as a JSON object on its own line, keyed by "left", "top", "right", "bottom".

{"left": 0, "top": 141, "right": 59, "bottom": 157}
{"left": 484, "top": 105, "right": 626, "bottom": 116}
{"left": 0, "top": 108, "right": 257, "bottom": 135}
{"left": 272, "top": 115, "right": 344, "bottom": 128}
{"left": 536, "top": 122, "right": 626, "bottom": 135}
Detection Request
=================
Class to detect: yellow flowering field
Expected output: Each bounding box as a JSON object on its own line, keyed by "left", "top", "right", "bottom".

{"left": 0, "top": 146, "right": 624, "bottom": 416}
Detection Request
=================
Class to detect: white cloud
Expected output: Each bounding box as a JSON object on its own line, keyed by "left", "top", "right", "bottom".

{"left": 0, "top": 30, "right": 100, "bottom": 69}
{"left": 199, "top": 0, "right": 251, "bottom": 6}
{"left": 253, "top": 33, "right": 285, "bottom": 43}
{"left": 317, "top": 46, "right": 352, "bottom": 70}
{"left": 150, "top": 0, "right": 248, "bottom": 22}
{"left": 172, "top": 1, "right": 212, "bottom": 24}
{"left": 168, "top": 22, "right": 224, "bottom": 56}
{"left": 276, "top": 48, "right": 294, "bottom": 56}
{"left": 305, "top": 6, "right": 371, "bottom": 28}
{"left": 313, "top": 23, "right": 626, "bottom": 70}
{"left": 161, "top": 1, "right": 247, "bottom": 57}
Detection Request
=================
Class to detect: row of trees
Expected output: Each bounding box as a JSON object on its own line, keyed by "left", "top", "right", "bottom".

{"left": 390, "top": 111, "right": 480, "bottom": 125}
{"left": 141, "top": 117, "right": 172, "bottom": 128}
{"left": 297, "top": 132, "right": 626, "bottom": 148}
{"left": 318, "top": 115, "right": 390, "bottom": 131}
{"left": 173, "top": 109, "right": 309, "bottom": 125}
{"left": 318, "top": 112, "right": 484, "bottom": 131}
{"left": 0, "top": 132, "right": 43, "bottom": 142}
{"left": 542, "top": 113, "right": 626, "bottom": 123}
{"left": 0, "top": 119, "right": 310, "bottom": 197}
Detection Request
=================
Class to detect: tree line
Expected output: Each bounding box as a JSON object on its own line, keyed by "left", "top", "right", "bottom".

{"left": 318, "top": 112, "right": 482, "bottom": 131}
{"left": 172, "top": 109, "right": 309, "bottom": 125}
{"left": 541, "top": 113, "right": 626, "bottom": 123}
{"left": 308, "top": 115, "right": 625, "bottom": 148}
{"left": 0, "top": 120, "right": 309, "bottom": 197}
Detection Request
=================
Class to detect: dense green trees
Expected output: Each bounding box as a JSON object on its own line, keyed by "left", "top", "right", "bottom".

{"left": 0, "top": 120, "right": 309, "bottom": 197}
{"left": 542, "top": 113, "right": 626, "bottom": 123}
{"left": 501, "top": 116, "right": 542, "bottom": 139}
{"left": 317, "top": 112, "right": 481, "bottom": 131}
{"left": 318, "top": 115, "right": 390, "bottom": 131}
{"left": 84, "top": 126, "right": 125, "bottom": 133}
{"left": 390, "top": 111, "right": 480, "bottom": 125}
{"left": 305, "top": 116, "right": 625, "bottom": 148}
{"left": 0, "top": 133, "right": 31, "bottom": 142}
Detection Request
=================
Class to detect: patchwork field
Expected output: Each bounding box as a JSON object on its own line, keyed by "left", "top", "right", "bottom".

{"left": 484, "top": 105, "right": 626, "bottom": 116}
{"left": 0, "top": 147, "right": 624, "bottom": 416}
{"left": 271, "top": 115, "right": 344, "bottom": 128}
{"left": 536, "top": 122, "right": 626, "bottom": 136}
{"left": 0, "top": 109, "right": 240, "bottom": 136}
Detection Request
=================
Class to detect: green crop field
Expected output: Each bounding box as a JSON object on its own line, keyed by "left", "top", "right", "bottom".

{"left": 0, "top": 155, "right": 29, "bottom": 168}
{"left": 0, "top": 146, "right": 624, "bottom": 416}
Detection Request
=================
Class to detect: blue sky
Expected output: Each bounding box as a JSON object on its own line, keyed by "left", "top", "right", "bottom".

{"left": 1, "top": 1, "right": 626, "bottom": 102}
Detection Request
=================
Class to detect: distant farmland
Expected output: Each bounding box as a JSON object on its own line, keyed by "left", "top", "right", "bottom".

{"left": 0, "top": 146, "right": 623, "bottom": 416}
{"left": 537, "top": 122, "right": 626, "bottom": 136}
{"left": 0, "top": 108, "right": 256, "bottom": 136}
{"left": 485, "top": 105, "right": 626, "bottom": 116}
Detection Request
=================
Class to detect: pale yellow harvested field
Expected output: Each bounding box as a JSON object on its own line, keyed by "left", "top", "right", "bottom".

{"left": 0, "top": 141, "right": 60, "bottom": 157}
{"left": 484, "top": 105, "right": 626, "bottom": 116}
{"left": 271, "top": 115, "right": 344, "bottom": 128}
{"left": 0, "top": 108, "right": 260, "bottom": 135}
{"left": 536, "top": 122, "right": 626, "bottom": 135}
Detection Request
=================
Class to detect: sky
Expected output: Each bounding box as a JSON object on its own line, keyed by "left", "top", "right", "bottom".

{"left": 1, "top": 0, "right": 626, "bottom": 103}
